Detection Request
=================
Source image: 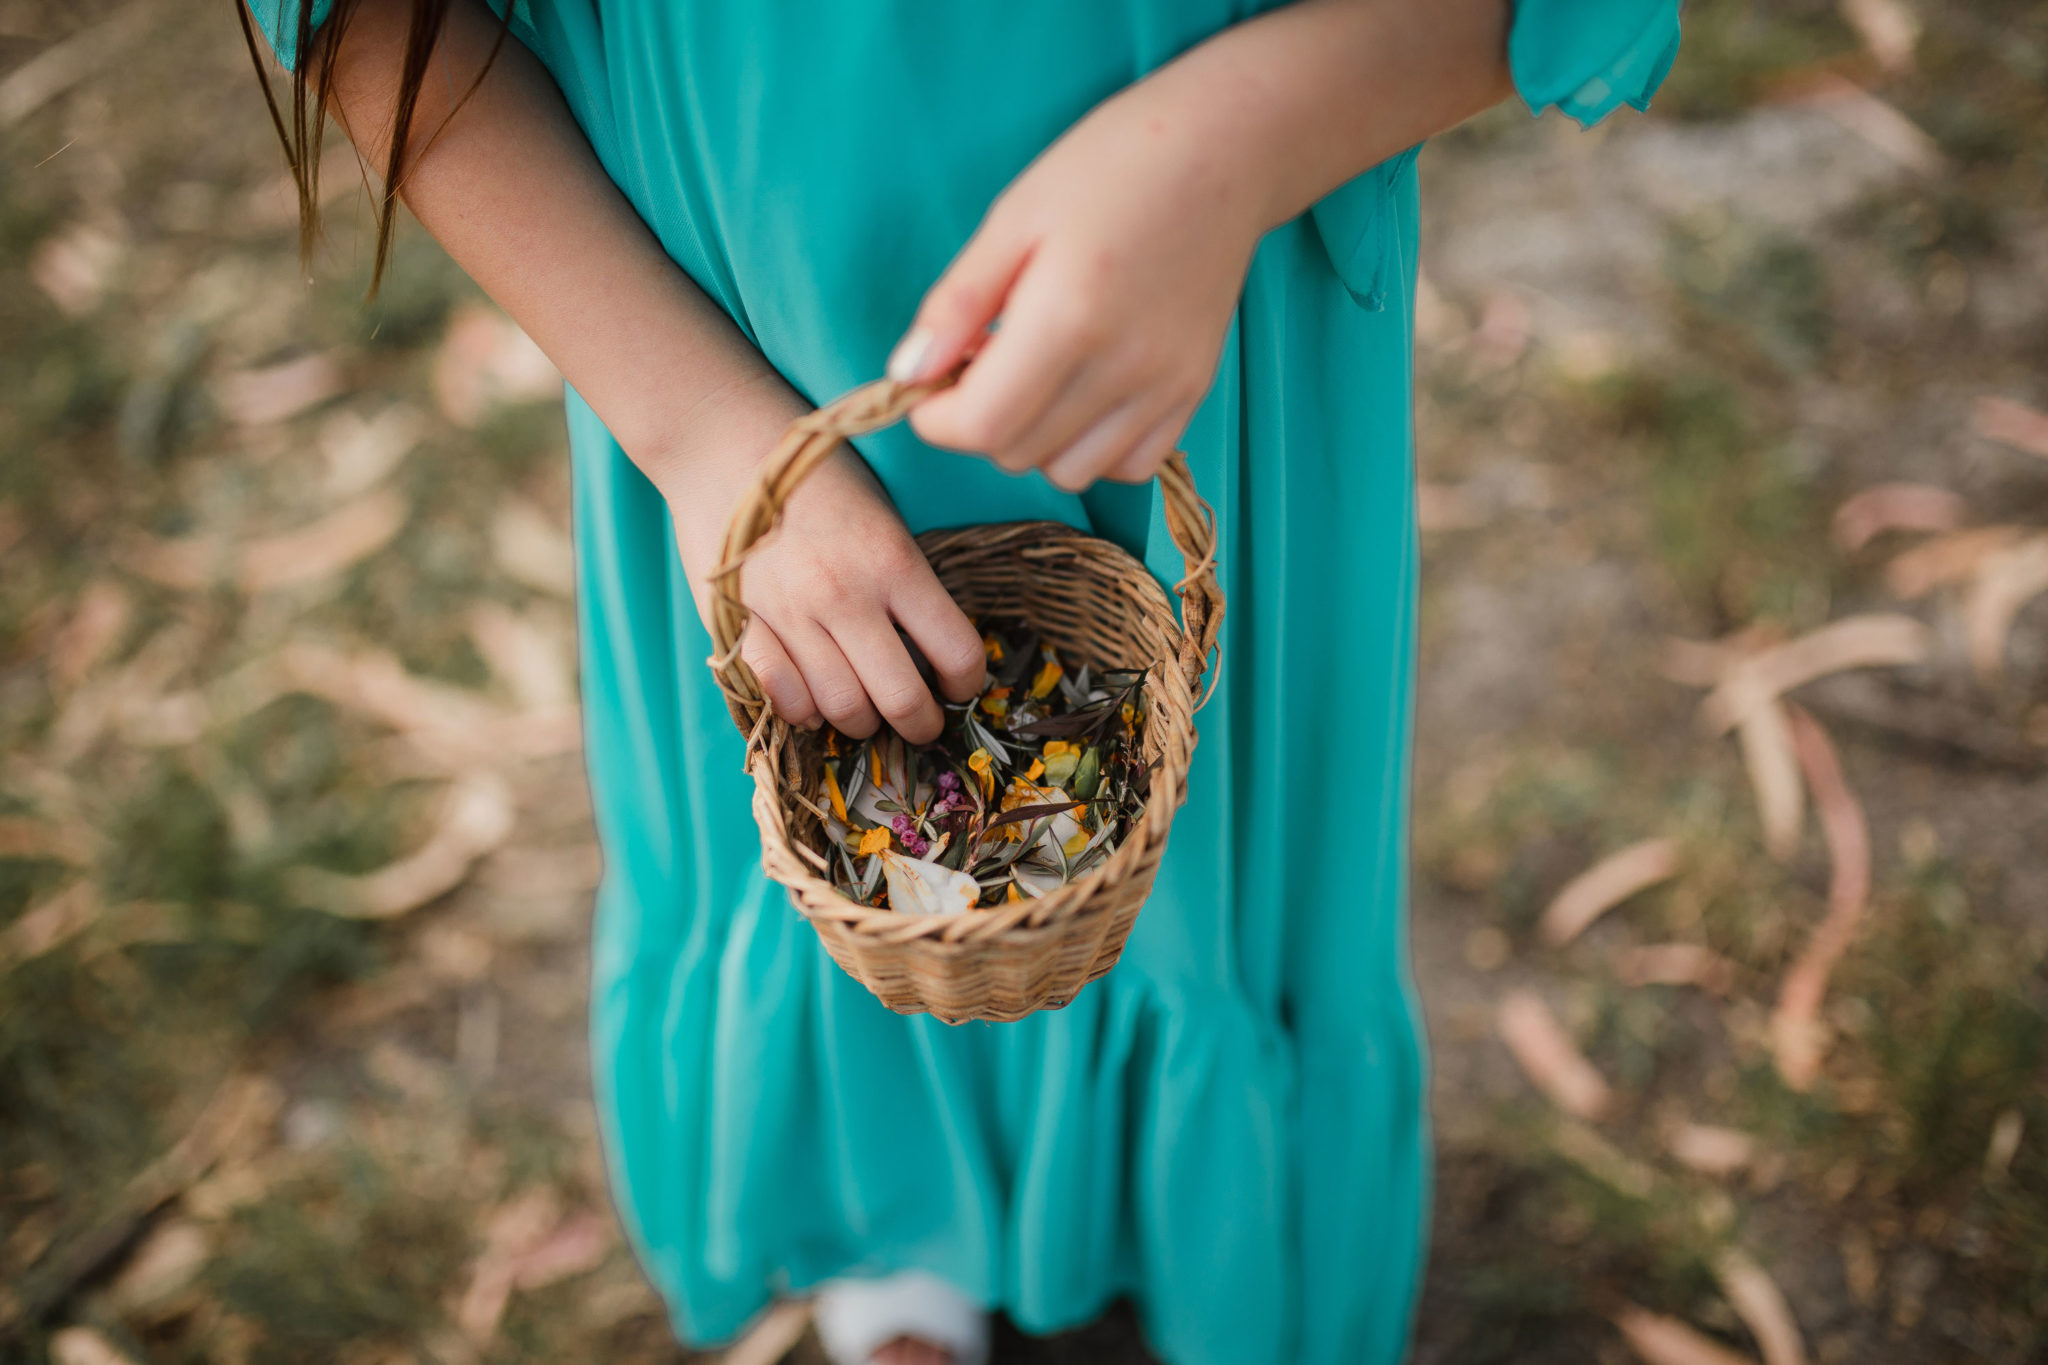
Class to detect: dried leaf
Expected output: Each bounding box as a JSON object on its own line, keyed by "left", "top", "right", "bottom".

{"left": 292, "top": 772, "right": 515, "bottom": 919}
{"left": 984, "top": 799, "right": 1087, "bottom": 830}
{"left": 1659, "top": 626, "right": 1783, "bottom": 687}
{"left": 468, "top": 602, "right": 574, "bottom": 711}
{"left": 237, "top": 487, "right": 407, "bottom": 592}
{"left": 491, "top": 498, "right": 576, "bottom": 597}
{"left": 1985, "top": 1108, "right": 2024, "bottom": 1180}
{"left": 48, "top": 1327, "right": 140, "bottom": 1365}
{"left": 318, "top": 405, "right": 421, "bottom": 499}
{"left": 1612, "top": 943, "right": 1738, "bottom": 995}
{"left": 111, "top": 526, "right": 220, "bottom": 591}
{"left": 1668, "top": 1123, "right": 1758, "bottom": 1177}
{"left": 1417, "top": 481, "right": 1486, "bottom": 532}
{"left": 1884, "top": 525, "right": 2026, "bottom": 600}
{"left": 1551, "top": 1117, "right": 1658, "bottom": 1198}
{"left": 0, "top": 0, "right": 152, "bottom": 126}
{"left": 723, "top": 1301, "right": 815, "bottom": 1365}
{"left": 1830, "top": 482, "right": 1963, "bottom": 552}
{"left": 1770, "top": 707, "right": 1871, "bottom": 1092}
{"left": 1700, "top": 614, "right": 1931, "bottom": 735}
{"left": 1838, "top": 0, "right": 1920, "bottom": 73}
{"left": 276, "top": 641, "right": 500, "bottom": 736}
{"left": 1961, "top": 535, "right": 2048, "bottom": 684}
{"left": 1538, "top": 837, "right": 1681, "bottom": 946}
{"left": 48, "top": 580, "right": 132, "bottom": 687}
{"left": 1470, "top": 289, "right": 1533, "bottom": 371}
{"left": 0, "top": 881, "right": 98, "bottom": 967}
{"left": 1972, "top": 395, "right": 2048, "bottom": 461}
{"left": 116, "top": 490, "right": 406, "bottom": 594}
{"left": 511, "top": 1209, "right": 611, "bottom": 1290}
{"left": 0, "top": 816, "right": 88, "bottom": 865}
{"left": 434, "top": 304, "right": 561, "bottom": 426}
{"left": 1612, "top": 1304, "right": 1760, "bottom": 1365}
{"left": 458, "top": 1186, "right": 561, "bottom": 1343}
{"left": 47, "top": 624, "right": 200, "bottom": 763}
{"left": 1791, "top": 72, "right": 1945, "bottom": 174}
{"left": 1739, "top": 699, "right": 1805, "bottom": 863}
{"left": 29, "top": 223, "right": 123, "bottom": 317}
{"left": 213, "top": 353, "right": 345, "bottom": 427}
{"left": 249, "top": 641, "right": 575, "bottom": 768}
{"left": 1712, "top": 1248, "right": 1809, "bottom": 1365}
{"left": 106, "top": 1217, "right": 211, "bottom": 1315}
{"left": 1497, "top": 989, "right": 1614, "bottom": 1121}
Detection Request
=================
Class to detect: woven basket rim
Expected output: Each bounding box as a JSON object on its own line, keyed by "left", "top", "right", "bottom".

{"left": 749, "top": 517, "right": 1195, "bottom": 943}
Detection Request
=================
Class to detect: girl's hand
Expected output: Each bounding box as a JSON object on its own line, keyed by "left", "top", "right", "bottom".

{"left": 886, "top": 0, "right": 1515, "bottom": 494}
{"left": 887, "top": 77, "right": 1274, "bottom": 492}
{"left": 661, "top": 404, "right": 986, "bottom": 745}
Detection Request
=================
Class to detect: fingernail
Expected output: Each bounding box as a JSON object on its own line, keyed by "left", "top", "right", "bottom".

{"left": 886, "top": 327, "right": 933, "bottom": 383}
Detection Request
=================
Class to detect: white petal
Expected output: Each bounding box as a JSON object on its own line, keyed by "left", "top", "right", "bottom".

{"left": 1012, "top": 865, "right": 1064, "bottom": 897}
{"left": 881, "top": 850, "right": 979, "bottom": 916}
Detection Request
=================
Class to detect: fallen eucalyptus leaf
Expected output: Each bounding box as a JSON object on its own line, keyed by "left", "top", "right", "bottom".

{"left": 1497, "top": 989, "right": 1613, "bottom": 1121}
{"left": 1770, "top": 707, "right": 1870, "bottom": 1092}
{"left": 1538, "top": 837, "right": 1681, "bottom": 946}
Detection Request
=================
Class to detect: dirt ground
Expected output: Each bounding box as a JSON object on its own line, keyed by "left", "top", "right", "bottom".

{"left": 3, "top": 2, "right": 2045, "bottom": 1363}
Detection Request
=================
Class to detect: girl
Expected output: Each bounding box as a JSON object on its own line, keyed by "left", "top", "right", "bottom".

{"left": 238, "top": 2, "right": 1679, "bottom": 1361}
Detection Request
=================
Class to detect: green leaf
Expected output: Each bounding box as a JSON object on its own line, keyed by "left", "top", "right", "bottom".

{"left": 1071, "top": 746, "right": 1102, "bottom": 800}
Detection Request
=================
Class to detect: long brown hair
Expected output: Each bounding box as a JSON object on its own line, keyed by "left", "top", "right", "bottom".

{"left": 235, "top": 0, "right": 511, "bottom": 296}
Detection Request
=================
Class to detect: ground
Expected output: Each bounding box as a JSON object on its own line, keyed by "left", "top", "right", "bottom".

{"left": 1, "top": 1, "right": 2044, "bottom": 1363}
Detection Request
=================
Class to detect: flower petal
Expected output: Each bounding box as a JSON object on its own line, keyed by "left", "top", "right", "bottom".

{"left": 880, "top": 850, "right": 979, "bottom": 916}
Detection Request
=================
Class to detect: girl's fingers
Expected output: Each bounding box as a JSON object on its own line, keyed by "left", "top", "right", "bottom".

{"left": 889, "top": 572, "right": 987, "bottom": 705}
{"left": 779, "top": 618, "right": 883, "bottom": 738}
{"left": 829, "top": 615, "right": 946, "bottom": 744}
{"left": 1041, "top": 397, "right": 1153, "bottom": 492}
{"left": 986, "top": 362, "right": 1138, "bottom": 479}
{"left": 739, "top": 622, "right": 822, "bottom": 731}
{"left": 888, "top": 216, "right": 1032, "bottom": 386}
{"left": 1105, "top": 402, "right": 1195, "bottom": 484}
{"left": 908, "top": 271, "right": 1089, "bottom": 464}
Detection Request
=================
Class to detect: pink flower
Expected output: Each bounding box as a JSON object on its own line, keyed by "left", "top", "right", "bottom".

{"left": 892, "top": 813, "right": 931, "bottom": 857}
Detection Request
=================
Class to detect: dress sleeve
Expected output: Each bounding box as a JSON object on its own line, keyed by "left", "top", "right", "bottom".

{"left": 242, "top": 0, "right": 335, "bottom": 73}
{"left": 1306, "top": 1, "right": 1678, "bottom": 310}
{"left": 1307, "top": 146, "right": 1420, "bottom": 313}
{"left": 1506, "top": 0, "right": 1682, "bottom": 127}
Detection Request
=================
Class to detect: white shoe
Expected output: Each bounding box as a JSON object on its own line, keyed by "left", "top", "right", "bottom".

{"left": 812, "top": 1270, "right": 990, "bottom": 1365}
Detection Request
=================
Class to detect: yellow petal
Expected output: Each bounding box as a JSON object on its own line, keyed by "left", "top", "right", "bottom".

{"left": 823, "top": 765, "right": 848, "bottom": 823}
{"left": 983, "top": 635, "right": 1004, "bottom": 662}
{"left": 1006, "top": 882, "right": 1022, "bottom": 903}
{"left": 1025, "top": 758, "right": 1044, "bottom": 781}
{"left": 857, "top": 826, "right": 892, "bottom": 857}
{"left": 1063, "top": 829, "right": 1091, "bottom": 858}
{"left": 1030, "top": 658, "right": 1063, "bottom": 699}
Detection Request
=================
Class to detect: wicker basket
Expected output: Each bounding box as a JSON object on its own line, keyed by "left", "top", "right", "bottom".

{"left": 706, "top": 374, "right": 1223, "bottom": 1023}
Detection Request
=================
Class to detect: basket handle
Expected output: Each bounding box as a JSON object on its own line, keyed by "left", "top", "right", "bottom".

{"left": 706, "top": 373, "right": 1224, "bottom": 735}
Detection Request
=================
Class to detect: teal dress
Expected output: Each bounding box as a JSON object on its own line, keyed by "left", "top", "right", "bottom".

{"left": 255, "top": 3, "right": 1678, "bottom": 1360}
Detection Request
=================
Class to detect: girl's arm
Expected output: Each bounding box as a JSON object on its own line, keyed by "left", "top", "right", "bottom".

{"left": 893, "top": 0, "right": 1514, "bottom": 489}
{"left": 309, "top": 0, "right": 986, "bottom": 742}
